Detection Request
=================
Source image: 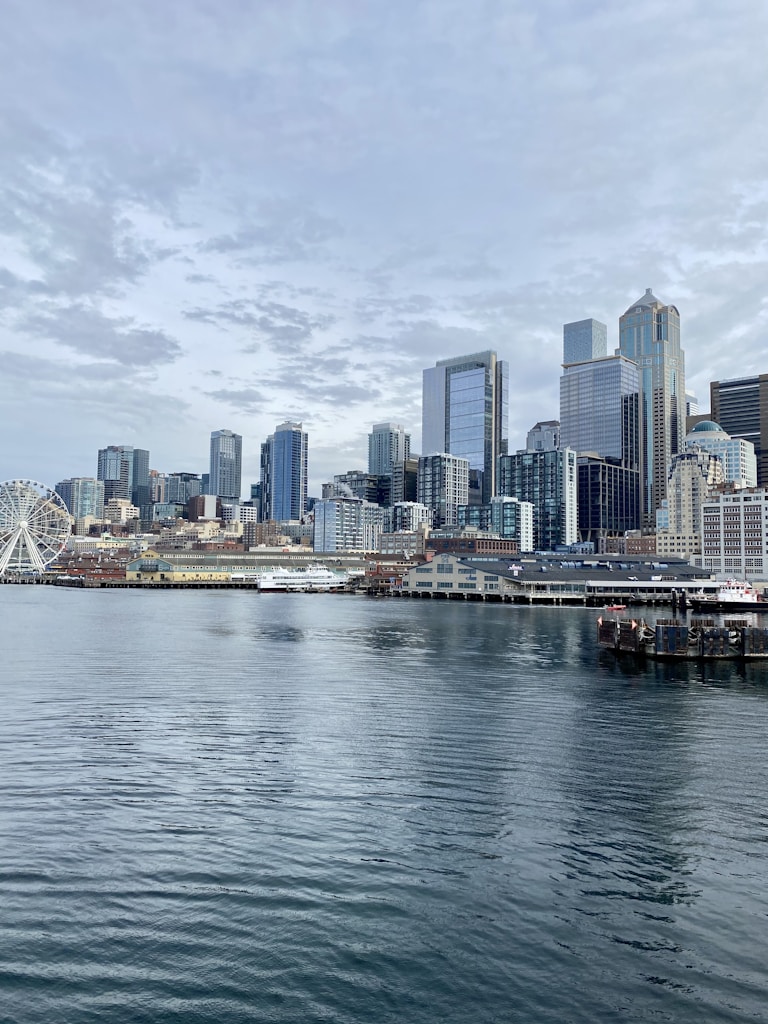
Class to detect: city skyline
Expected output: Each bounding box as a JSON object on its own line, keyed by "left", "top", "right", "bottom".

{"left": 1, "top": 3, "right": 766, "bottom": 495}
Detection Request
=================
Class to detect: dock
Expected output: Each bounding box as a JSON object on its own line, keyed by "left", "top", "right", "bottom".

{"left": 598, "top": 615, "right": 768, "bottom": 661}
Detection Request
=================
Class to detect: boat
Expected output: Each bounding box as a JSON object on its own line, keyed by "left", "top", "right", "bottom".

{"left": 690, "top": 579, "right": 762, "bottom": 612}
{"left": 605, "top": 603, "right": 626, "bottom": 612}
{"left": 257, "top": 566, "right": 349, "bottom": 592}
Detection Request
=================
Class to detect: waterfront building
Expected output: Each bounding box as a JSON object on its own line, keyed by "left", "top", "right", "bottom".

{"left": 576, "top": 456, "right": 640, "bottom": 546}
{"left": 422, "top": 350, "right": 508, "bottom": 503}
{"left": 684, "top": 421, "right": 757, "bottom": 488}
{"left": 259, "top": 422, "right": 307, "bottom": 521}
{"left": 526, "top": 420, "right": 560, "bottom": 453}
{"left": 417, "top": 453, "right": 470, "bottom": 528}
{"left": 618, "top": 288, "right": 685, "bottom": 527}
{"left": 710, "top": 374, "right": 768, "bottom": 487}
{"left": 313, "top": 497, "right": 386, "bottom": 552}
{"left": 498, "top": 448, "right": 578, "bottom": 551}
{"left": 368, "top": 423, "right": 410, "bottom": 476}
{"left": 56, "top": 477, "right": 105, "bottom": 521}
{"left": 426, "top": 528, "right": 520, "bottom": 558}
{"left": 209, "top": 429, "right": 242, "bottom": 502}
{"left": 376, "top": 528, "right": 428, "bottom": 558}
{"left": 560, "top": 355, "right": 639, "bottom": 467}
{"left": 563, "top": 318, "right": 607, "bottom": 364}
{"left": 697, "top": 489, "right": 768, "bottom": 579}
{"left": 655, "top": 446, "right": 724, "bottom": 559}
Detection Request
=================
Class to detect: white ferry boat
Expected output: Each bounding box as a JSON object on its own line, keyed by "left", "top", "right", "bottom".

{"left": 257, "top": 566, "right": 349, "bottom": 592}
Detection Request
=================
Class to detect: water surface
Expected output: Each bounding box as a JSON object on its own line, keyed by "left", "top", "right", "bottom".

{"left": 1, "top": 587, "right": 767, "bottom": 1022}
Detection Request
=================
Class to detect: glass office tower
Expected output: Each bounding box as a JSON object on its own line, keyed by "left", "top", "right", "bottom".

{"left": 422, "top": 350, "right": 508, "bottom": 504}
{"left": 619, "top": 289, "right": 684, "bottom": 528}
{"left": 209, "top": 429, "right": 242, "bottom": 502}
{"left": 563, "top": 318, "right": 607, "bottom": 364}
{"left": 710, "top": 374, "right": 768, "bottom": 487}
{"left": 560, "top": 355, "right": 639, "bottom": 465}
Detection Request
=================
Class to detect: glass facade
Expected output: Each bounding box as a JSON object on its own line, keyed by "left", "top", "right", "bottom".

{"left": 498, "top": 449, "right": 577, "bottom": 550}
{"left": 271, "top": 422, "right": 308, "bottom": 522}
{"left": 563, "top": 318, "right": 607, "bottom": 364}
{"left": 560, "top": 355, "right": 639, "bottom": 465}
{"left": 422, "top": 351, "right": 508, "bottom": 504}
{"left": 209, "top": 430, "right": 242, "bottom": 502}
{"left": 576, "top": 457, "right": 640, "bottom": 542}
{"left": 618, "top": 289, "right": 684, "bottom": 527}
{"left": 368, "top": 423, "right": 410, "bottom": 476}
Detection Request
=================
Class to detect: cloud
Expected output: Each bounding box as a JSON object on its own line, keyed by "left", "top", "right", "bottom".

{"left": 21, "top": 305, "right": 183, "bottom": 366}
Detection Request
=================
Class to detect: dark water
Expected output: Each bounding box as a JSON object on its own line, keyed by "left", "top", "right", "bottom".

{"left": 1, "top": 588, "right": 767, "bottom": 1023}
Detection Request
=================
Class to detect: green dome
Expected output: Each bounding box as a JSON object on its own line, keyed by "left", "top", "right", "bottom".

{"left": 690, "top": 420, "right": 723, "bottom": 433}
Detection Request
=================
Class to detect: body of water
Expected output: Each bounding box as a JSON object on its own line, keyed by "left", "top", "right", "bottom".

{"left": 1, "top": 587, "right": 767, "bottom": 1022}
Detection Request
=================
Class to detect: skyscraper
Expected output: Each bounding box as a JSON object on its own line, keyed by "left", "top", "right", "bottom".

{"left": 618, "top": 288, "right": 685, "bottom": 527}
{"left": 710, "top": 374, "right": 768, "bottom": 487}
{"left": 260, "top": 422, "right": 308, "bottom": 521}
{"left": 56, "top": 477, "right": 105, "bottom": 521}
{"left": 416, "top": 453, "right": 469, "bottom": 528}
{"left": 498, "top": 449, "right": 578, "bottom": 550}
{"left": 563, "top": 318, "right": 607, "bottom": 364}
{"left": 209, "top": 429, "right": 242, "bottom": 502}
{"left": 560, "top": 355, "right": 639, "bottom": 465}
{"left": 97, "top": 445, "right": 149, "bottom": 506}
{"left": 422, "top": 350, "right": 508, "bottom": 503}
{"left": 368, "top": 423, "right": 410, "bottom": 476}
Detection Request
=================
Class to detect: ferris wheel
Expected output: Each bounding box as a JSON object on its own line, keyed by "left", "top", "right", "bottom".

{"left": 0, "top": 480, "right": 72, "bottom": 576}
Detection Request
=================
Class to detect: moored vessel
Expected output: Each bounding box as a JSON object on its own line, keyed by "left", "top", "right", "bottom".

{"left": 257, "top": 566, "right": 349, "bottom": 592}
{"left": 690, "top": 579, "right": 762, "bottom": 612}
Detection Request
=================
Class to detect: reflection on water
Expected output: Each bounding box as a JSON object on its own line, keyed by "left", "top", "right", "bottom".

{"left": 1, "top": 590, "right": 767, "bottom": 1023}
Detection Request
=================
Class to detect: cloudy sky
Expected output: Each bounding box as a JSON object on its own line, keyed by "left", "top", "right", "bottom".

{"left": 1, "top": 0, "right": 767, "bottom": 495}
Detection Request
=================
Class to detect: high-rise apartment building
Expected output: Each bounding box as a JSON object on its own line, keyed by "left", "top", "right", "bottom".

{"left": 422, "top": 350, "right": 508, "bottom": 503}
{"left": 313, "top": 497, "right": 386, "bottom": 552}
{"left": 260, "top": 422, "right": 307, "bottom": 521}
{"left": 97, "top": 445, "right": 150, "bottom": 506}
{"left": 416, "top": 453, "right": 469, "bottom": 528}
{"left": 209, "top": 429, "right": 242, "bottom": 502}
{"left": 563, "top": 318, "right": 607, "bottom": 364}
{"left": 498, "top": 449, "right": 578, "bottom": 550}
{"left": 56, "top": 477, "right": 105, "bottom": 521}
{"left": 618, "top": 288, "right": 685, "bottom": 527}
{"left": 368, "top": 423, "right": 410, "bottom": 476}
{"left": 710, "top": 374, "right": 768, "bottom": 487}
{"left": 165, "top": 472, "right": 202, "bottom": 505}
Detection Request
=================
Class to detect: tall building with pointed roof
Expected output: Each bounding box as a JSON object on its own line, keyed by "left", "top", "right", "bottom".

{"left": 619, "top": 288, "right": 685, "bottom": 528}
